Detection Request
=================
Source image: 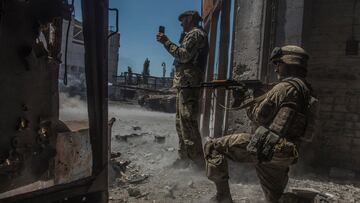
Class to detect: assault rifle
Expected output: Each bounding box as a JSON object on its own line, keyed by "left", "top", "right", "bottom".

{"left": 181, "top": 79, "right": 275, "bottom": 109}
{"left": 181, "top": 79, "right": 267, "bottom": 91}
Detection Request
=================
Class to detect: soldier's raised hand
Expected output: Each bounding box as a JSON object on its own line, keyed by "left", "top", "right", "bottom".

{"left": 156, "top": 32, "right": 169, "bottom": 44}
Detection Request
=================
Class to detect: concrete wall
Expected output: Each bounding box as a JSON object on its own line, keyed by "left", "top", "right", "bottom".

{"left": 227, "top": 0, "right": 267, "bottom": 134}
{"left": 108, "top": 32, "right": 120, "bottom": 84}
{"left": 229, "top": 0, "right": 360, "bottom": 174}
{"left": 276, "top": 0, "right": 305, "bottom": 46}
{"left": 59, "top": 19, "right": 85, "bottom": 84}
{"left": 230, "top": 0, "right": 306, "bottom": 88}
{"left": 59, "top": 18, "right": 120, "bottom": 98}
{"left": 232, "top": 0, "right": 265, "bottom": 81}
{"left": 269, "top": 0, "right": 305, "bottom": 82}
{"left": 304, "top": 0, "right": 360, "bottom": 172}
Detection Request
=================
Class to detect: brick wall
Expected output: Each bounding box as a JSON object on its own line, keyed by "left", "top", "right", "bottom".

{"left": 305, "top": 0, "right": 360, "bottom": 171}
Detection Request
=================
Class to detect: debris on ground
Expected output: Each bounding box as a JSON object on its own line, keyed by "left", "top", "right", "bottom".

{"left": 111, "top": 152, "right": 122, "bottom": 159}
{"left": 143, "top": 153, "right": 152, "bottom": 158}
{"left": 187, "top": 180, "right": 194, "bottom": 188}
{"left": 135, "top": 192, "right": 149, "bottom": 199}
{"left": 291, "top": 187, "right": 321, "bottom": 199}
{"left": 128, "top": 174, "right": 149, "bottom": 184}
{"left": 154, "top": 135, "right": 165, "bottom": 143}
{"left": 132, "top": 126, "right": 141, "bottom": 131}
{"left": 115, "top": 134, "right": 128, "bottom": 142}
{"left": 127, "top": 187, "right": 141, "bottom": 197}
{"left": 163, "top": 184, "right": 177, "bottom": 199}
{"left": 288, "top": 179, "right": 360, "bottom": 202}
{"left": 115, "top": 132, "right": 150, "bottom": 142}
{"left": 111, "top": 159, "right": 131, "bottom": 178}
{"left": 329, "top": 167, "right": 356, "bottom": 179}
{"left": 107, "top": 103, "right": 360, "bottom": 203}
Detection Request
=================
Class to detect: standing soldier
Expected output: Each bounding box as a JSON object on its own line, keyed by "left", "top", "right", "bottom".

{"left": 204, "top": 45, "right": 315, "bottom": 202}
{"left": 156, "top": 10, "right": 209, "bottom": 169}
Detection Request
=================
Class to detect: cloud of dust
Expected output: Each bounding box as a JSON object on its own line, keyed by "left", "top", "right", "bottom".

{"left": 59, "top": 92, "right": 88, "bottom": 121}
{"left": 108, "top": 103, "right": 174, "bottom": 121}
{"left": 59, "top": 92, "right": 174, "bottom": 122}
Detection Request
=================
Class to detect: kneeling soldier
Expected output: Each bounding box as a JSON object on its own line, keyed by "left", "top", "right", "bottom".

{"left": 205, "top": 45, "right": 314, "bottom": 203}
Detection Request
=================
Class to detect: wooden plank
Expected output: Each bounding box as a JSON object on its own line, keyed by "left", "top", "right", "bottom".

{"left": 213, "top": 0, "right": 231, "bottom": 138}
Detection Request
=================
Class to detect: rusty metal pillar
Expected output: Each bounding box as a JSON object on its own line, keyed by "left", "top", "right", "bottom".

{"left": 200, "top": 0, "right": 221, "bottom": 138}
{"left": 81, "top": 0, "right": 109, "bottom": 202}
{"left": 223, "top": 0, "right": 238, "bottom": 134}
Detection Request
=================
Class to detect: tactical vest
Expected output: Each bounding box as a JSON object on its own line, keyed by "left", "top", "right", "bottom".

{"left": 173, "top": 28, "right": 209, "bottom": 74}
{"left": 271, "top": 78, "right": 319, "bottom": 141}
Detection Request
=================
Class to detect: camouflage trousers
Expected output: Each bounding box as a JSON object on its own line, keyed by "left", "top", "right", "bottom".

{"left": 175, "top": 88, "right": 204, "bottom": 166}
{"left": 205, "top": 133, "right": 298, "bottom": 203}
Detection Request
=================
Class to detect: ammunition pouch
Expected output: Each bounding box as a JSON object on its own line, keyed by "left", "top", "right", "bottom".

{"left": 246, "top": 126, "right": 280, "bottom": 163}
{"left": 246, "top": 106, "right": 306, "bottom": 163}
{"left": 269, "top": 106, "right": 306, "bottom": 139}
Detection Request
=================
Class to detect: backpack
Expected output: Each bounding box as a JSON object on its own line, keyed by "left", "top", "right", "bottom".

{"left": 283, "top": 78, "right": 320, "bottom": 142}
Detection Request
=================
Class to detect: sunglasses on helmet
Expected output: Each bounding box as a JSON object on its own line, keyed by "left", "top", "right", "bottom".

{"left": 269, "top": 47, "right": 282, "bottom": 61}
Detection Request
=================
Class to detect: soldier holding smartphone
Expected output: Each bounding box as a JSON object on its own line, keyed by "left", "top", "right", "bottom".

{"left": 156, "top": 10, "right": 209, "bottom": 169}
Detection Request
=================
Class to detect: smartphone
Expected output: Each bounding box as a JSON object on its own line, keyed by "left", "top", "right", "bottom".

{"left": 159, "top": 26, "right": 165, "bottom": 34}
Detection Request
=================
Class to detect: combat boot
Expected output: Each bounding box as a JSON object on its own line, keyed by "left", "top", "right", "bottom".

{"left": 209, "top": 181, "right": 233, "bottom": 203}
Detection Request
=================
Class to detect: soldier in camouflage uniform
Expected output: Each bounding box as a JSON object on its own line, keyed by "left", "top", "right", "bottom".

{"left": 156, "top": 11, "right": 208, "bottom": 168}
{"left": 204, "top": 45, "right": 313, "bottom": 203}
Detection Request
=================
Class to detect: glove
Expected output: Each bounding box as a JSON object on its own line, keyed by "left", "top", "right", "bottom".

{"left": 204, "top": 140, "right": 214, "bottom": 158}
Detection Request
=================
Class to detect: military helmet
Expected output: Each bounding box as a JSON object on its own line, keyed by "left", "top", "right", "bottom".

{"left": 270, "top": 45, "right": 309, "bottom": 68}
{"left": 178, "top": 10, "right": 203, "bottom": 23}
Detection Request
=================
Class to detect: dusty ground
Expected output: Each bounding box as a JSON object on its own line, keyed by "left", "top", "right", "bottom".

{"left": 59, "top": 95, "right": 360, "bottom": 203}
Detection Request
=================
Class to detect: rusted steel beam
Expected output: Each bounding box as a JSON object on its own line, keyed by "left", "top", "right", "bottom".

{"left": 214, "top": 0, "right": 231, "bottom": 137}
{"left": 203, "top": 0, "right": 222, "bottom": 32}
{"left": 2, "top": 177, "right": 95, "bottom": 203}
{"left": 202, "top": 0, "right": 214, "bottom": 19}
{"left": 200, "top": 0, "right": 221, "bottom": 138}
{"left": 213, "top": 0, "right": 231, "bottom": 137}
{"left": 223, "top": 0, "right": 238, "bottom": 134}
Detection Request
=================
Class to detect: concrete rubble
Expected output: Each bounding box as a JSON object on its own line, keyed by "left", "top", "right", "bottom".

{"left": 55, "top": 100, "right": 360, "bottom": 202}
{"left": 106, "top": 103, "right": 360, "bottom": 203}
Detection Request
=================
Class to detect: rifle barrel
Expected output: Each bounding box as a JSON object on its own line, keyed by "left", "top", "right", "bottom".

{"left": 180, "top": 80, "right": 265, "bottom": 90}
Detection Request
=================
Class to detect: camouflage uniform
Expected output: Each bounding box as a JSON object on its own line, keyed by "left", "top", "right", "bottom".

{"left": 205, "top": 46, "right": 312, "bottom": 202}
{"left": 163, "top": 23, "right": 208, "bottom": 164}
